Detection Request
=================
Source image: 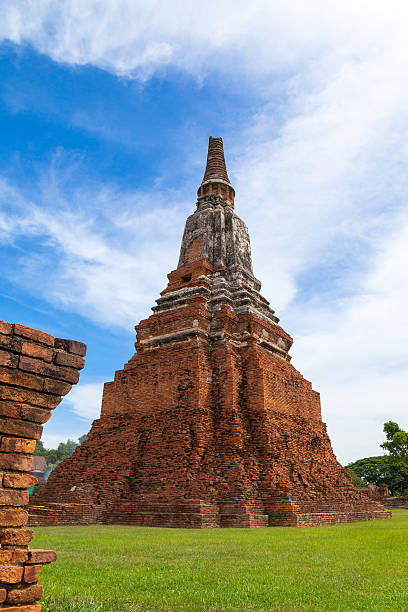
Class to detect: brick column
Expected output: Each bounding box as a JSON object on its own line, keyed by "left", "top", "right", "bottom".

{"left": 0, "top": 321, "right": 86, "bottom": 611}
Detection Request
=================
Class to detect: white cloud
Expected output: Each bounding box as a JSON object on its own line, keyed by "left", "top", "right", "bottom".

{"left": 288, "top": 211, "right": 408, "bottom": 463}
{"left": 41, "top": 431, "right": 83, "bottom": 449}
{"left": 0, "top": 1, "right": 407, "bottom": 463}
{"left": 0, "top": 169, "right": 189, "bottom": 329}
{"left": 1, "top": 1, "right": 407, "bottom": 84}
{"left": 0, "top": 1, "right": 349, "bottom": 79}
{"left": 234, "top": 35, "right": 408, "bottom": 312}
{"left": 63, "top": 381, "right": 104, "bottom": 421}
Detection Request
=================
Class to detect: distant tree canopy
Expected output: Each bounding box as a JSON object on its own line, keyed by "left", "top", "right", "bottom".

{"left": 346, "top": 421, "right": 408, "bottom": 496}
{"left": 34, "top": 434, "right": 88, "bottom": 471}
{"left": 346, "top": 456, "right": 393, "bottom": 487}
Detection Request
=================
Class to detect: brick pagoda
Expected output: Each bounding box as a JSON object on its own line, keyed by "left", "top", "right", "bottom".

{"left": 30, "top": 138, "right": 390, "bottom": 528}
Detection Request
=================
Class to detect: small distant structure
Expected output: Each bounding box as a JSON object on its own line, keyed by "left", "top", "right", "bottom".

{"left": 380, "top": 488, "right": 408, "bottom": 510}
{"left": 30, "top": 456, "right": 47, "bottom": 485}
{"left": 365, "top": 483, "right": 408, "bottom": 509}
{"left": 366, "top": 483, "right": 390, "bottom": 500}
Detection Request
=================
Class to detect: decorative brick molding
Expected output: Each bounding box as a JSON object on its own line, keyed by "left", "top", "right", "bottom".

{"left": 0, "top": 321, "right": 85, "bottom": 610}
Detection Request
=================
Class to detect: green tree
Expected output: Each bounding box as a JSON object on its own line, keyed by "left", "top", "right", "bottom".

{"left": 56, "top": 439, "right": 78, "bottom": 460}
{"left": 45, "top": 448, "right": 60, "bottom": 470}
{"left": 34, "top": 440, "right": 46, "bottom": 456}
{"left": 381, "top": 421, "right": 408, "bottom": 458}
{"left": 346, "top": 456, "right": 391, "bottom": 488}
{"left": 347, "top": 422, "right": 408, "bottom": 496}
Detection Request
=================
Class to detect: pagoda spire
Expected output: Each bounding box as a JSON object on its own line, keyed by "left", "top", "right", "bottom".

{"left": 202, "top": 136, "right": 231, "bottom": 183}
{"left": 197, "top": 137, "right": 235, "bottom": 207}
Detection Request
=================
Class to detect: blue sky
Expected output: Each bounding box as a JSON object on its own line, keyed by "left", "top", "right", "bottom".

{"left": 0, "top": 1, "right": 407, "bottom": 463}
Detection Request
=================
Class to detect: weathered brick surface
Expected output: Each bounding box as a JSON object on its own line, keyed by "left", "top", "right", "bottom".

{"left": 0, "top": 418, "right": 42, "bottom": 441}
{"left": 0, "top": 438, "right": 36, "bottom": 455}
{"left": 0, "top": 353, "right": 18, "bottom": 370}
{"left": 26, "top": 551, "right": 56, "bottom": 565}
{"left": 0, "top": 529, "right": 33, "bottom": 547}
{"left": 0, "top": 455, "right": 33, "bottom": 473}
{"left": 0, "top": 551, "right": 27, "bottom": 566}
{"left": 0, "top": 323, "right": 12, "bottom": 336}
{"left": 19, "top": 356, "right": 79, "bottom": 385}
{"left": 0, "top": 567, "right": 23, "bottom": 584}
{"left": 0, "top": 509, "right": 28, "bottom": 527}
{"left": 19, "top": 407, "right": 51, "bottom": 425}
{"left": 7, "top": 584, "right": 43, "bottom": 605}
{"left": 0, "top": 321, "right": 85, "bottom": 609}
{"left": 21, "top": 343, "right": 53, "bottom": 363}
{"left": 30, "top": 138, "right": 390, "bottom": 529}
{"left": 54, "top": 338, "right": 86, "bottom": 356}
{"left": 54, "top": 351, "right": 85, "bottom": 370}
{"left": 9, "top": 551, "right": 28, "bottom": 565}
{"left": 3, "top": 474, "right": 37, "bottom": 490}
{"left": 12, "top": 325, "right": 54, "bottom": 347}
{"left": 0, "top": 387, "right": 61, "bottom": 411}
{"left": 0, "top": 490, "right": 28, "bottom": 507}
{"left": 22, "top": 565, "right": 42, "bottom": 584}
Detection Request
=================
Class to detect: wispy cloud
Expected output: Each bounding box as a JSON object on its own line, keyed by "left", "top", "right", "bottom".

{"left": 2, "top": 1, "right": 406, "bottom": 83}
{"left": 290, "top": 211, "right": 408, "bottom": 462}
{"left": 64, "top": 381, "right": 104, "bottom": 421}
{"left": 0, "top": 163, "right": 189, "bottom": 329}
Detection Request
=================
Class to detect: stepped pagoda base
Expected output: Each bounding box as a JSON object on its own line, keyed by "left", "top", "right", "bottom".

{"left": 30, "top": 498, "right": 389, "bottom": 529}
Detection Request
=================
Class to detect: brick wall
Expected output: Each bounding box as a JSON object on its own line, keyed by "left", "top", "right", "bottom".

{"left": 0, "top": 321, "right": 85, "bottom": 610}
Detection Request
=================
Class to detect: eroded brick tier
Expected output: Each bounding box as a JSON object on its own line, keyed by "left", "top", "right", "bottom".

{"left": 0, "top": 321, "right": 85, "bottom": 610}
{"left": 30, "top": 137, "right": 390, "bottom": 528}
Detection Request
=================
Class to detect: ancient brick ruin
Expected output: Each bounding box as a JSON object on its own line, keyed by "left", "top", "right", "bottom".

{"left": 0, "top": 320, "right": 85, "bottom": 610}
{"left": 31, "top": 137, "right": 390, "bottom": 528}
{"left": 367, "top": 484, "right": 408, "bottom": 510}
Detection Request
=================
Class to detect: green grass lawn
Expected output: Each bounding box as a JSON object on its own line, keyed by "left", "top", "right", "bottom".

{"left": 32, "top": 510, "right": 408, "bottom": 612}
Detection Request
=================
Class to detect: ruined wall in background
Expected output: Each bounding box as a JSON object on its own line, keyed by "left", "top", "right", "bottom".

{"left": 0, "top": 320, "right": 85, "bottom": 611}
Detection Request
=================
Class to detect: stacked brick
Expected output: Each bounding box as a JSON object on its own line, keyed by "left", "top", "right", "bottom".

{"left": 0, "top": 320, "right": 85, "bottom": 610}
{"left": 202, "top": 136, "right": 231, "bottom": 183}
{"left": 30, "top": 137, "right": 390, "bottom": 528}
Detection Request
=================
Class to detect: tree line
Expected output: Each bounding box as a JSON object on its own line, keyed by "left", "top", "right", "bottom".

{"left": 346, "top": 421, "right": 408, "bottom": 496}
